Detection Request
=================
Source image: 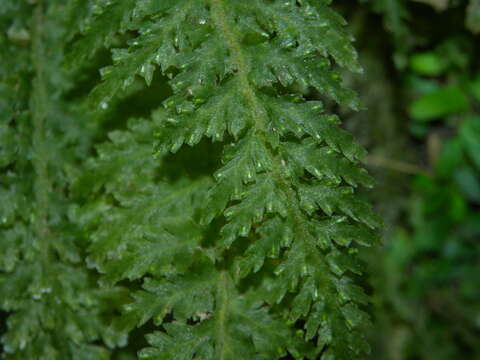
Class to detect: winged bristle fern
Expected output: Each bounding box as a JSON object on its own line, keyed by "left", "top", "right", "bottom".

{"left": 2, "top": 0, "right": 380, "bottom": 359}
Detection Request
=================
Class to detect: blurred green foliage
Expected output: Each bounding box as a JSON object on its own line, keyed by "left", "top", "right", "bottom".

{"left": 341, "top": 0, "right": 480, "bottom": 359}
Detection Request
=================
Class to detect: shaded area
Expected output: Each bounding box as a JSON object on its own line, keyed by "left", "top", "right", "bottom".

{"left": 336, "top": 1, "right": 480, "bottom": 359}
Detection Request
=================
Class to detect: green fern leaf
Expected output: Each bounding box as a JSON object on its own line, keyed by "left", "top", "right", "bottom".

{"left": 73, "top": 119, "right": 212, "bottom": 286}
{"left": 0, "top": 2, "right": 124, "bottom": 358}
{"left": 136, "top": 267, "right": 312, "bottom": 360}
{"left": 72, "top": 0, "right": 381, "bottom": 358}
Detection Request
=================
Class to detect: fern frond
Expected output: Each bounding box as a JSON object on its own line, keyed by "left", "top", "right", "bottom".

{"left": 130, "top": 262, "right": 314, "bottom": 360}
{"left": 0, "top": 3, "right": 123, "bottom": 358}
{"left": 73, "top": 118, "right": 213, "bottom": 287}
{"left": 74, "top": 0, "right": 381, "bottom": 358}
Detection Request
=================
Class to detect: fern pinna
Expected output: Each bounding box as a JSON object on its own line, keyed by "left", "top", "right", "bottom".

{"left": 0, "top": 1, "right": 125, "bottom": 359}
